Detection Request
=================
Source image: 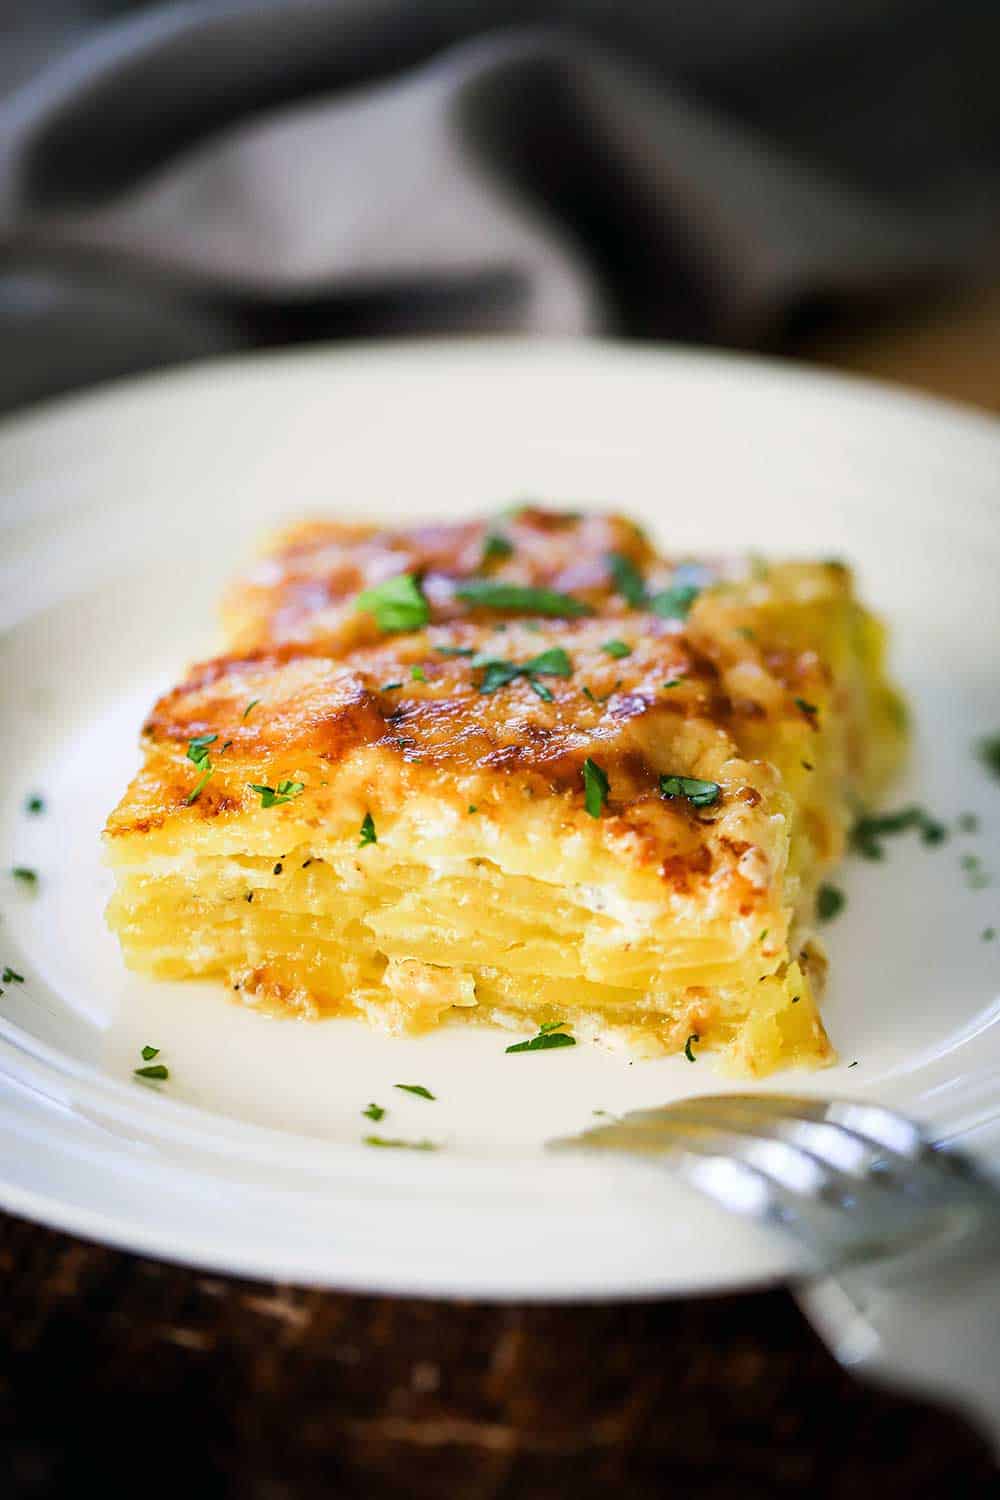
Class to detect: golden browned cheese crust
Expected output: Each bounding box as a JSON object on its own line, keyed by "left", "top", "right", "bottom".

{"left": 105, "top": 507, "right": 906, "bottom": 1071}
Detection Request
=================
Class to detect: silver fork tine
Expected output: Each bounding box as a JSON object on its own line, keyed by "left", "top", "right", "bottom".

{"left": 555, "top": 1099, "right": 979, "bottom": 1264}
{"left": 618, "top": 1095, "right": 983, "bottom": 1203}
{"left": 554, "top": 1093, "right": 1000, "bottom": 1449}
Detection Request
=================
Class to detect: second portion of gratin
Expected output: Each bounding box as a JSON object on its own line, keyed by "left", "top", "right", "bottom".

{"left": 105, "top": 507, "right": 905, "bottom": 1073}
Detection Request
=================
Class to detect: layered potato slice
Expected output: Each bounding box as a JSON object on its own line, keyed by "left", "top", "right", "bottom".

{"left": 105, "top": 508, "right": 906, "bottom": 1073}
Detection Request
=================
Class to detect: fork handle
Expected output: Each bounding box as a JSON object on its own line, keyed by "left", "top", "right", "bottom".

{"left": 797, "top": 1224, "right": 1000, "bottom": 1453}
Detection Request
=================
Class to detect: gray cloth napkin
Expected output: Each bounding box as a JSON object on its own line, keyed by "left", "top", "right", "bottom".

{"left": 2, "top": 0, "right": 999, "bottom": 413}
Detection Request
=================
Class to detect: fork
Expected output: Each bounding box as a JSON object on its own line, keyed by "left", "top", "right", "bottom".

{"left": 554, "top": 1094, "right": 1000, "bottom": 1451}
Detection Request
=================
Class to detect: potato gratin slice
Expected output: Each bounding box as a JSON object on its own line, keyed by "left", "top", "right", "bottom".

{"left": 105, "top": 508, "right": 905, "bottom": 1073}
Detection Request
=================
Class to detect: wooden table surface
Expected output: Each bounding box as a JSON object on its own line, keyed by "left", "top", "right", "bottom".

{"left": 4, "top": 289, "right": 1000, "bottom": 1499}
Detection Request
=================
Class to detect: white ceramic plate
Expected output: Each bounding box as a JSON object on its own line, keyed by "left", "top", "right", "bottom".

{"left": 1, "top": 340, "right": 998, "bottom": 1299}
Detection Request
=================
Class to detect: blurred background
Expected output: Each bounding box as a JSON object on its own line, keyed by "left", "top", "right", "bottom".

{"left": 2, "top": 0, "right": 1000, "bottom": 415}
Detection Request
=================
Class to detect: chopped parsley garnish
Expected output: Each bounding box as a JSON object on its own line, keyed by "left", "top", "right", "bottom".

{"left": 601, "top": 640, "right": 632, "bottom": 660}
{"left": 794, "top": 697, "right": 818, "bottom": 717}
{"left": 659, "top": 775, "right": 720, "bottom": 809}
{"left": 582, "top": 757, "right": 609, "bottom": 817}
{"left": 482, "top": 532, "right": 514, "bottom": 563}
{"left": 359, "top": 811, "right": 377, "bottom": 847}
{"left": 606, "top": 552, "right": 647, "bottom": 607}
{"left": 134, "top": 1064, "right": 169, "bottom": 1081}
{"left": 363, "top": 1135, "right": 438, "bottom": 1150}
{"left": 606, "top": 554, "right": 700, "bottom": 618}
{"left": 663, "top": 678, "right": 683, "bottom": 690}
{"left": 851, "top": 806, "right": 947, "bottom": 860}
{"left": 649, "top": 585, "right": 699, "bottom": 620}
{"left": 759, "top": 929, "right": 769, "bottom": 944}
{"left": 983, "top": 927, "right": 996, "bottom": 942}
{"left": 506, "top": 1020, "right": 576, "bottom": 1054}
{"left": 185, "top": 765, "right": 214, "bottom": 805}
{"left": 249, "top": 780, "right": 305, "bottom": 808}
{"left": 185, "top": 733, "right": 218, "bottom": 802}
{"left": 960, "top": 853, "right": 990, "bottom": 890}
{"left": 477, "top": 659, "right": 522, "bottom": 694}
{"left": 816, "top": 883, "right": 845, "bottom": 922}
{"left": 245, "top": 891, "right": 254, "bottom": 902}
{"left": 524, "top": 647, "right": 572, "bottom": 677}
{"left": 221, "top": 740, "right": 233, "bottom": 752}
{"left": 273, "top": 862, "right": 283, "bottom": 875}
{"left": 684, "top": 1034, "right": 699, "bottom": 1062}
{"left": 380, "top": 681, "right": 403, "bottom": 692}
{"left": 529, "top": 679, "right": 554, "bottom": 701}
{"left": 977, "top": 734, "right": 1000, "bottom": 781}
{"left": 25, "top": 795, "right": 44, "bottom": 815}
{"left": 467, "top": 804, "right": 477, "bottom": 814}
{"left": 242, "top": 699, "right": 260, "bottom": 720}
{"left": 454, "top": 580, "right": 591, "bottom": 617}
{"left": 141, "top": 1045, "right": 160, "bottom": 1061}
{"left": 356, "top": 573, "right": 430, "bottom": 633}
{"left": 435, "top": 645, "right": 475, "bottom": 657}
{"left": 411, "top": 664, "right": 427, "bottom": 682}
{"left": 363, "top": 1102, "right": 386, "bottom": 1121}
{"left": 476, "top": 647, "right": 572, "bottom": 698}
{"left": 186, "top": 732, "right": 217, "bottom": 765}
{"left": 11, "top": 867, "right": 37, "bottom": 887}
{"left": 394, "top": 1083, "right": 436, "bottom": 1100}
{"left": 2, "top": 967, "right": 24, "bottom": 984}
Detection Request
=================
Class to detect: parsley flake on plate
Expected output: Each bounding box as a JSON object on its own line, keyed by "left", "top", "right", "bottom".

{"left": 359, "top": 811, "right": 377, "bottom": 847}
{"left": 684, "top": 1034, "right": 699, "bottom": 1062}
{"left": 356, "top": 573, "right": 430, "bottom": 633}
{"left": 249, "top": 780, "right": 305, "bottom": 809}
{"left": 242, "top": 699, "right": 260, "bottom": 720}
{"left": 394, "top": 1083, "right": 436, "bottom": 1100}
{"left": 582, "top": 757, "right": 609, "bottom": 817}
{"left": 364, "top": 1135, "right": 438, "bottom": 1150}
{"left": 141, "top": 1045, "right": 160, "bottom": 1061}
{"left": 816, "top": 883, "right": 845, "bottom": 922}
{"left": 10, "top": 867, "right": 38, "bottom": 887}
{"left": 977, "top": 733, "right": 1000, "bottom": 781}
{"left": 25, "top": 794, "right": 45, "bottom": 815}
{"left": 850, "top": 806, "right": 946, "bottom": 860}
{"left": 134, "top": 1064, "right": 169, "bottom": 1081}
{"left": 2, "top": 967, "right": 24, "bottom": 984}
{"left": 506, "top": 1020, "right": 576, "bottom": 1054}
{"left": 659, "top": 774, "right": 720, "bottom": 808}
{"left": 601, "top": 639, "right": 632, "bottom": 659}
{"left": 363, "top": 1102, "right": 386, "bottom": 1121}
